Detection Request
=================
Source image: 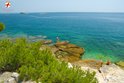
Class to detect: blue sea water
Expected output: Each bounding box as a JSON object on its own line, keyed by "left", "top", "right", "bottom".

{"left": 0, "top": 12, "right": 124, "bottom": 62}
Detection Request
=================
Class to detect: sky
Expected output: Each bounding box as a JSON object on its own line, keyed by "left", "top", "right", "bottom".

{"left": 0, "top": 0, "right": 124, "bottom": 13}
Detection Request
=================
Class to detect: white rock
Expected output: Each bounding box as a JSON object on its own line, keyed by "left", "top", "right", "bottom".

{"left": 22, "top": 80, "right": 36, "bottom": 83}
{"left": 0, "top": 72, "right": 12, "bottom": 83}
{"left": 81, "top": 64, "right": 124, "bottom": 83}
{"left": 11, "top": 72, "right": 19, "bottom": 82}
{"left": 68, "top": 63, "right": 73, "bottom": 68}
{"left": 5, "top": 77, "right": 16, "bottom": 83}
{"left": 0, "top": 72, "right": 20, "bottom": 83}
{"left": 98, "top": 64, "right": 124, "bottom": 83}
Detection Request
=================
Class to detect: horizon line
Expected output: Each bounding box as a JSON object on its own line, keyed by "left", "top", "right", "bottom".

{"left": 1, "top": 11, "right": 124, "bottom": 14}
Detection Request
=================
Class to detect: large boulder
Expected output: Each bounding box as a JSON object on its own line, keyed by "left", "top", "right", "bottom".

{"left": 80, "top": 64, "right": 124, "bottom": 83}
{"left": 98, "top": 64, "right": 124, "bottom": 83}
{"left": 53, "top": 41, "right": 85, "bottom": 62}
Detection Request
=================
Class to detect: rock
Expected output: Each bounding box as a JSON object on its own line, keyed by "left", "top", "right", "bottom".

{"left": 80, "top": 66, "right": 105, "bottom": 83}
{"left": 62, "top": 47, "right": 84, "bottom": 55}
{"left": 42, "top": 40, "right": 52, "bottom": 44}
{"left": 72, "top": 59, "right": 103, "bottom": 70}
{"left": 68, "top": 63, "right": 73, "bottom": 68}
{"left": 55, "top": 41, "right": 69, "bottom": 47}
{"left": 0, "top": 72, "right": 37, "bottom": 83}
{"left": 50, "top": 46, "right": 59, "bottom": 53}
{"left": 0, "top": 72, "right": 12, "bottom": 83}
{"left": 0, "top": 72, "right": 19, "bottom": 83}
{"left": 54, "top": 42, "right": 85, "bottom": 62}
{"left": 98, "top": 64, "right": 124, "bottom": 83}
{"left": 11, "top": 72, "right": 19, "bottom": 82}
{"left": 55, "top": 51, "right": 68, "bottom": 58}
{"left": 116, "top": 61, "right": 124, "bottom": 68}
{"left": 60, "top": 56, "right": 80, "bottom": 62}
{"left": 22, "top": 80, "right": 37, "bottom": 83}
{"left": 80, "top": 64, "right": 124, "bottom": 83}
{"left": 6, "top": 77, "right": 16, "bottom": 83}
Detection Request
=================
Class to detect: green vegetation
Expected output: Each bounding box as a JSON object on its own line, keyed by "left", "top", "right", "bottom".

{"left": 0, "top": 38, "right": 97, "bottom": 83}
{"left": 116, "top": 61, "right": 124, "bottom": 68}
{"left": 0, "top": 22, "right": 5, "bottom": 32}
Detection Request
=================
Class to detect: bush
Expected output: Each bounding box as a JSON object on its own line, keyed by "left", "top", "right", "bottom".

{"left": 0, "top": 22, "right": 5, "bottom": 32}
{"left": 0, "top": 38, "right": 98, "bottom": 83}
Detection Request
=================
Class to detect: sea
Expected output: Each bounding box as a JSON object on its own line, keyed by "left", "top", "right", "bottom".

{"left": 0, "top": 12, "right": 124, "bottom": 62}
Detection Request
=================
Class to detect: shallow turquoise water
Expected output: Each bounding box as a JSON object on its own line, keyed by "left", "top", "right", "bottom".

{"left": 0, "top": 13, "right": 124, "bottom": 62}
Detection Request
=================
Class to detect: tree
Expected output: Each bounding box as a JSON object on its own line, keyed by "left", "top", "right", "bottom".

{"left": 0, "top": 22, "right": 5, "bottom": 32}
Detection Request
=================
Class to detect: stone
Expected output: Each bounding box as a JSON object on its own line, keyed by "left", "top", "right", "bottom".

{"left": 80, "top": 64, "right": 124, "bottom": 83}
{"left": 72, "top": 59, "right": 103, "bottom": 69}
{"left": 6, "top": 77, "right": 16, "bottom": 83}
{"left": 60, "top": 56, "right": 80, "bottom": 62}
{"left": 0, "top": 72, "right": 12, "bottom": 83}
{"left": 55, "top": 41, "right": 69, "bottom": 47}
{"left": 55, "top": 51, "right": 68, "bottom": 58}
{"left": 63, "top": 47, "right": 84, "bottom": 55}
{"left": 0, "top": 72, "right": 37, "bottom": 83}
{"left": 50, "top": 46, "right": 59, "bottom": 53}
{"left": 98, "top": 64, "right": 124, "bottom": 83}
{"left": 11, "top": 72, "right": 19, "bottom": 82}
{"left": 68, "top": 63, "right": 73, "bottom": 68}
{"left": 0, "top": 72, "right": 19, "bottom": 83}
{"left": 22, "top": 80, "right": 36, "bottom": 83}
{"left": 42, "top": 40, "right": 52, "bottom": 44}
{"left": 54, "top": 42, "right": 85, "bottom": 62}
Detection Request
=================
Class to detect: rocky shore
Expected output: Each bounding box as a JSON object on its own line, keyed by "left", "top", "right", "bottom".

{"left": 0, "top": 39, "right": 124, "bottom": 83}
{"left": 50, "top": 41, "right": 124, "bottom": 83}
{"left": 51, "top": 41, "right": 85, "bottom": 62}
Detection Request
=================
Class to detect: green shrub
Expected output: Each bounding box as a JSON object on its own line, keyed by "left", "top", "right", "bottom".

{"left": 0, "top": 22, "right": 5, "bottom": 32}
{"left": 0, "top": 38, "right": 98, "bottom": 83}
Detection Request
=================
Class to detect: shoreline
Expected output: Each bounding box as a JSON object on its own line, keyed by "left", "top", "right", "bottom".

{"left": 45, "top": 40, "right": 124, "bottom": 83}
{"left": 0, "top": 38, "right": 124, "bottom": 83}
{"left": 1, "top": 34, "right": 123, "bottom": 62}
